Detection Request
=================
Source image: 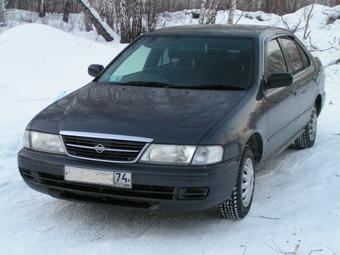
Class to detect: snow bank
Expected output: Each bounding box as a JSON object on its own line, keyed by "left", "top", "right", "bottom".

{"left": 0, "top": 9, "right": 106, "bottom": 42}
{"left": 0, "top": 23, "right": 125, "bottom": 168}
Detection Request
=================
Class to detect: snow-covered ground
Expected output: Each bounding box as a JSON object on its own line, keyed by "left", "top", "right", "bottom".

{"left": 0, "top": 5, "right": 340, "bottom": 255}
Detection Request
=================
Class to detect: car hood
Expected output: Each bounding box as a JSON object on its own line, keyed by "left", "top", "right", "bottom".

{"left": 29, "top": 83, "right": 247, "bottom": 144}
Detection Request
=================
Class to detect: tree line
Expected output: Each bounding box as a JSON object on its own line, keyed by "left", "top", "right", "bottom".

{"left": 1, "top": 0, "right": 339, "bottom": 41}
{"left": 4, "top": 0, "right": 340, "bottom": 15}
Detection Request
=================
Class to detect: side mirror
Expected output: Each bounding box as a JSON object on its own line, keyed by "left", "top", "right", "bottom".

{"left": 267, "top": 72, "right": 293, "bottom": 89}
{"left": 88, "top": 64, "right": 104, "bottom": 78}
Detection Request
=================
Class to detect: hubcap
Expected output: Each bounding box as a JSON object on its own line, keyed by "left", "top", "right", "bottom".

{"left": 241, "top": 158, "right": 255, "bottom": 207}
{"left": 309, "top": 109, "right": 317, "bottom": 141}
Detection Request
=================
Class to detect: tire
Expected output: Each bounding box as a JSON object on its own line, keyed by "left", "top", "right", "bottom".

{"left": 219, "top": 147, "right": 255, "bottom": 220}
{"left": 295, "top": 106, "right": 318, "bottom": 149}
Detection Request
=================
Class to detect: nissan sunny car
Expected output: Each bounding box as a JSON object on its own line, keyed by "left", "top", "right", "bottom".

{"left": 18, "top": 25, "right": 325, "bottom": 219}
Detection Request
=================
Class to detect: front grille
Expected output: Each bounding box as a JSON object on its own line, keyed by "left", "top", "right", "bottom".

{"left": 61, "top": 133, "right": 149, "bottom": 163}
{"left": 20, "top": 169, "right": 175, "bottom": 201}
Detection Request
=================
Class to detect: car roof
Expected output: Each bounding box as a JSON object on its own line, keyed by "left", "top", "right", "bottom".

{"left": 148, "top": 24, "right": 289, "bottom": 38}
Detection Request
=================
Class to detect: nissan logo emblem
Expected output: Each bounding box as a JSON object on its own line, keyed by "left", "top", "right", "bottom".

{"left": 94, "top": 144, "right": 106, "bottom": 153}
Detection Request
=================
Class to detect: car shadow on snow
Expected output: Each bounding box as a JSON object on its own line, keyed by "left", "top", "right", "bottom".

{"left": 49, "top": 199, "right": 223, "bottom": 237}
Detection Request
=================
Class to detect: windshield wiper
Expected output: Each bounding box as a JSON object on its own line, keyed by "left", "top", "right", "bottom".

{"left": 118, "top": 81, "right": 176, "bottom": 88}
{"left": 108, "top": 81, "right": 246, "bottom": 90}
{"left": 186, "top": 84, "right": 247, "bottom": 90}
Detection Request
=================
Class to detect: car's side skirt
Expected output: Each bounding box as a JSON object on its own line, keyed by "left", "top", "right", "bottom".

{"left": 257, "top": 128, "right": 305, "bottom": 170}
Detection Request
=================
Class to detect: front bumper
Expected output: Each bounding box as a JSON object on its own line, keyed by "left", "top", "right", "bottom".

{"left": 18, "top": 149, "right": 239, "bottom": 211}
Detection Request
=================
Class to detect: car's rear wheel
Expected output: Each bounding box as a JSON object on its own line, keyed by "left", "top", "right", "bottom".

{"left": 295, "top": 106, "right": 318, "bottom": 149}
{"left": 219, "top": 147, "right": 255, "bottom": 220}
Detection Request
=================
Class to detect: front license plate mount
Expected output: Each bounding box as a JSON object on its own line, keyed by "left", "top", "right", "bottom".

{"left": 64, "top": 166, "right": 132, "bottom": 189}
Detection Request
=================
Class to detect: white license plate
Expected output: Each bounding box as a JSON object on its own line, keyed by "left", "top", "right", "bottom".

{"left": 64, "top": 166, "right": 132, "bottom": 189}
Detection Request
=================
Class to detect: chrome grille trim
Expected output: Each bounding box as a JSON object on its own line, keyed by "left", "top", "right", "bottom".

{"left": 65, "top": 143, "right": 140, "bottom": 153}
{"left": 60, "top": 131, "right": 153, "bottom": 143}
{"left": 60, "top": 131, "right": 153, "bottom": 164}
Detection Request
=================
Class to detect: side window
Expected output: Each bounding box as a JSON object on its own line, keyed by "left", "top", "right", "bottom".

{"left": 279, "top": 38, "right": 304, "bottom": 74}
{"left": 297, "top": 43, "right": 311, "bottom": 68}
{"left": 266, "top": 39, "right": 287, "bottom": 78}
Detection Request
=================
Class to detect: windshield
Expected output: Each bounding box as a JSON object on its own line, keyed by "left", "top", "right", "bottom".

{"left": 98, "top": 36, "right": 254, "bottom": 90}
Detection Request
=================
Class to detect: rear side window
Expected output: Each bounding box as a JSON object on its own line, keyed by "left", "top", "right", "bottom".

{"left": 265, "top": 39, "right": 287, "bottom": 77}
{"left": 279, "top": 38, "right": 304, "bottom": 74}
{"left": 297, "top": 43, "right": 311, "bottom": 68}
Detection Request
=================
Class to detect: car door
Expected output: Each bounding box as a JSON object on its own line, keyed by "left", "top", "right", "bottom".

{"left": 279, "top": 37, "right": 317, "bottom": 128}
{"left": 262, "top": 38, "right": 299, "bottom": 157}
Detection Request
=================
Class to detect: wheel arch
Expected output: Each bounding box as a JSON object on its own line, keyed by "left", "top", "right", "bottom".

{"left": 243, "top": 132, "right": 264, "bottom": 164}
{"left": 315, "top": 94, "right": 322, "bottom": 116}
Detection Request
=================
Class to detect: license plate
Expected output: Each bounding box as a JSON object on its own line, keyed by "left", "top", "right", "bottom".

{"left": 64, "top": 166, "right": 132, "bottom": 189}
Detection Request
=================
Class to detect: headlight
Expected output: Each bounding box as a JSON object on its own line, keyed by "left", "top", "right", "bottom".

{"left": 192, "top": 146, "right": 224, "bottom": 165}
{"left": 140, "top": 144, "right": 224, "bottom": 165}
{"left": 140, "top": 144, "right": 196, "bottom": 164}
{"left": 23, "top": 130, "right": 65, "bottom": 154}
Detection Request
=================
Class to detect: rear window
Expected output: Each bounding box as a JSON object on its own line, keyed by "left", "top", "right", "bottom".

{"left": 99, "top": 36, "right": 254, "bottom": 90}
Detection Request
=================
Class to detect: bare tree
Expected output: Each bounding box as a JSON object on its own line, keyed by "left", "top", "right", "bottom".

{"left": 38, "top": 0, "right": 45, "bottom": 18}
{"left": 63, "top": 0, "right": 72, "bottom": 23}
{"left": 205, "top": 0, "right": 220, "bottom": 24}
{"left": 78, "top": 0, "right": 116, "bottom": 42}
{"left": 119, "top": 0, "right": 159, "bottom": 43}
{"left": 84, "top": 12, "right": 93, "bottom": 31}
{"left": 0, "top": 0, "right": 6, "bottom": 25}
{"left": 130, "top": 0, "right": 143, "bottom": 41}
{"left": 293, "top": 0, "right": 298, "bottom": 12}
{"left": 228, "top": 0, "right": 237, "bottom": 24}
{"left": 198, "top": 0, "right": 206, "bottom": 24}
{"left": 281, "top": 16, "right": 303, "bottom": 33}
{"left": 98, "top": 0, "right": 115, "bottom": 29}
{"left": 2, "top": 0, "right": 338, "bottom": 19}
{"left": 198, "top": 0, "right": 220, "bottom": 24}
{"left": 119, "top": 0, "right": 130, "bottom": 43}
{"left": 303, "top": 3, "right": 315, "bottom": 40}
{"left": 144, "top": 0, "right": 158, "bottom": 32}
{"left": 235, "top": 0, "right": 261, "bottom": 24}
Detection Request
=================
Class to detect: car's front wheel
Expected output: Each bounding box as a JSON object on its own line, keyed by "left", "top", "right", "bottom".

{"left": 219, "top": 147, "right": 255, "bottom": 220}
{"left": 295, "top": 106, "right": 318, "bottom": 149}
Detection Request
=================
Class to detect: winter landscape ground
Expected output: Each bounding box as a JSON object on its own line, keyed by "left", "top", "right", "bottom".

{"left": 0, "top": 5, "right": 340, "bottom": 255}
